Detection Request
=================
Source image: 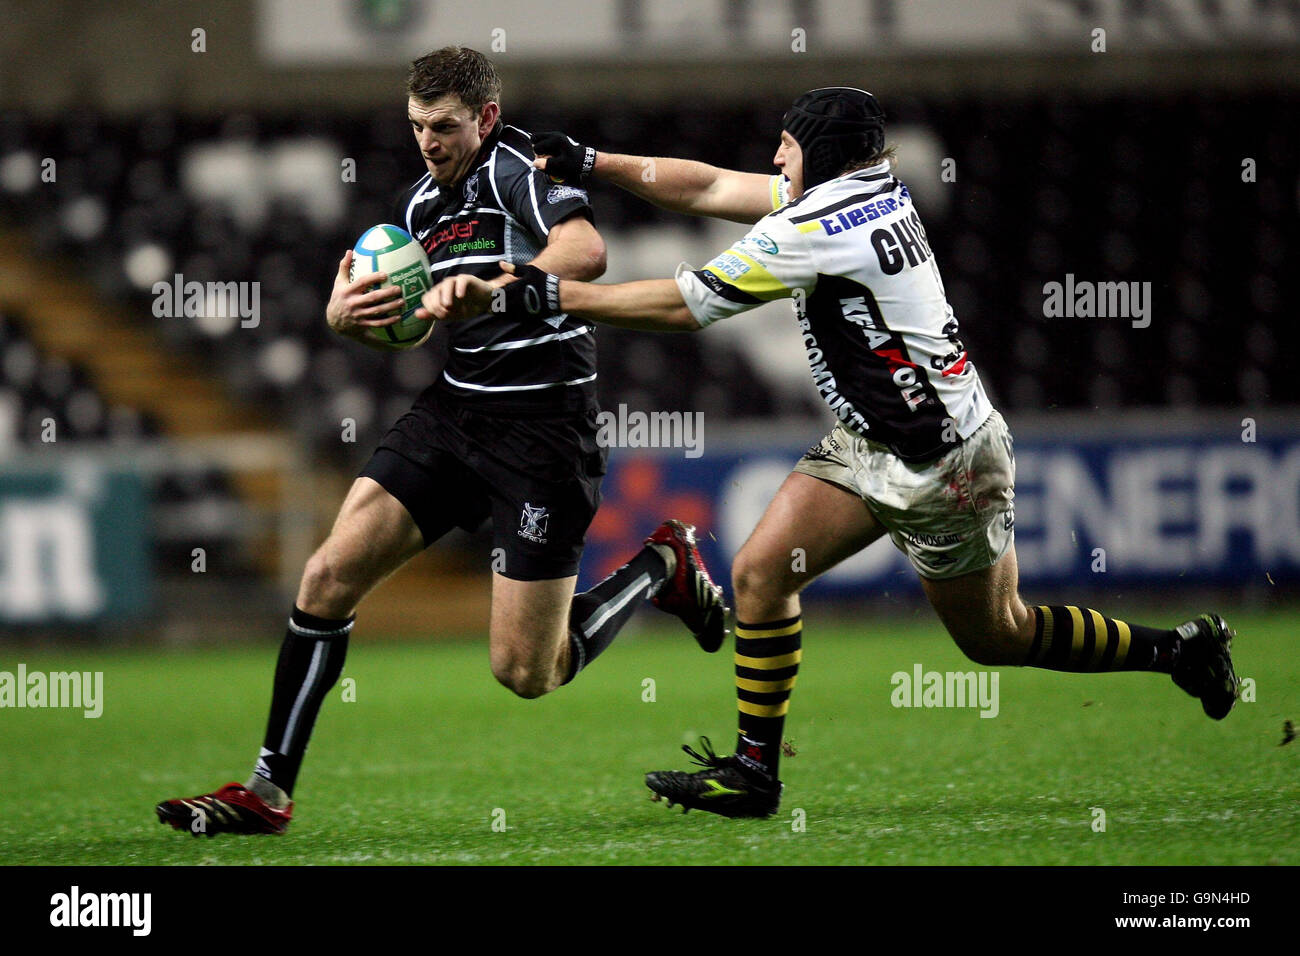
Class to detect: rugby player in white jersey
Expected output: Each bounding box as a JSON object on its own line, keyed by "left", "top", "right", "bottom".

{"left": 424, "top": 88, "right": 1240, "bottom": 818}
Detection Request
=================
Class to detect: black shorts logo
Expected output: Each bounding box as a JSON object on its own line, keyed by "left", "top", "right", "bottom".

{"left": 907, "top": 531, "right": 963, "bottom": 547}
{"left": 519, "top": 502, "right": 550, "bottom": 544}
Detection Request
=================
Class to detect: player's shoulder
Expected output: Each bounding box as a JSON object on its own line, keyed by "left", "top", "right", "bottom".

{"left": 498, "top": 123, "right": 534, "bottom": 152}
{"left": 490, "top": 124, "right": 538, "bottom": 172}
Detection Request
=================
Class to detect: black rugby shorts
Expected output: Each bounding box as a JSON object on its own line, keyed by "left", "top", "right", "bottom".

{"left": 359, "top": 390, "right": 606, "bottom": 581}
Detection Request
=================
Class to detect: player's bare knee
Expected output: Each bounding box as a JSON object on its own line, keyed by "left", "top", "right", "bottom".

{"left": 299, "top": 548, "right": 356, "bottom": 616}
{"left": 491, "top": 660, "right": 555, "bottom": 699}
{"left": 301, "top": 549, "right": 329, "bottom": 590}
{"left": 489, "top": 645, "right": 560, "bottom": 699}
{"left": 732, "top": 550, "right": 795, "bottom": 608}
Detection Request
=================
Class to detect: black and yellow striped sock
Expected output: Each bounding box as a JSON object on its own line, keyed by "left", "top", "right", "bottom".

{"left": 1025, "top": 605, "right": 1179, "bottom": 673}
{"left": 734, "top": 615, "right": 801, "bottom": 780}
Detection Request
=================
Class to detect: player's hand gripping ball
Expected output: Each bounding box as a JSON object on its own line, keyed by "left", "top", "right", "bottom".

{"left": 349, "top": 224, "right": 434, "bottom": 349}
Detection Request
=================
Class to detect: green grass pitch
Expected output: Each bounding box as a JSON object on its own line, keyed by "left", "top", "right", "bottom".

{"left": 2, "top": 606, "right": 1296, "bottom": 865}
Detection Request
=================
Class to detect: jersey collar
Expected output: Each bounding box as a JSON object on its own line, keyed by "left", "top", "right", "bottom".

{"left": 798, "top": 159, "right": 893, "bottom": 203}
{"left": 453, "top": 120, "right": 504, "bottom": 189}
{"left": 844, "top": 159, "right": 893, "bottom": 183}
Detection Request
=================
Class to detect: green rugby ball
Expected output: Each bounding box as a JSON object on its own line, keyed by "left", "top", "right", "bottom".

{"left": 350, "top": 224, "right": 434, "bottom": 348}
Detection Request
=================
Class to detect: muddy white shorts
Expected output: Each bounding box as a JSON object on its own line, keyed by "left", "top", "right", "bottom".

{"left": 793, "top": 410, "right": 1016, "bottom": 580}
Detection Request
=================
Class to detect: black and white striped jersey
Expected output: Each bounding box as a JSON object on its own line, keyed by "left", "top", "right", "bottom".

{"left": 676, "top": 161, "right": 992, "bottom": 462}
{"left": 397, "top": 122, "right": 596, "bottom": 413}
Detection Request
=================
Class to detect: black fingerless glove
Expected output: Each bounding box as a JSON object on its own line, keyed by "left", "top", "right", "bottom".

{"left": 501, "top": 264, "right": 562, "bottom": 319}
{"left": 530, "top": 131, "right": 596, "bottom": 184}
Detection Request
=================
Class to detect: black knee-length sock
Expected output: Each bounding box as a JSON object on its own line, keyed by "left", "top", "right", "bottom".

{"left": 250, "top": 607, "right": 352, "bottom": 799}
{"left": 564, "top": 546, "right": 668, "bottom": 682}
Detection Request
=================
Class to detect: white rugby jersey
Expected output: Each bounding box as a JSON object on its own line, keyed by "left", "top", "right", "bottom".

{"left": 676, "top": 161, "right": 991, "bottom": 462}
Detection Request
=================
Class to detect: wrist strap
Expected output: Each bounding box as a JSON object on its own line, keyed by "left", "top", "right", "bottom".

{"left": 503, "top": 265, "right": 562, "bottom": 319}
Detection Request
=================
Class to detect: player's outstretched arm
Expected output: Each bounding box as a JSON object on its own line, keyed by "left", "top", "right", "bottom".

{"left": 593, "top": 153, "right": 773, "bottom": 225}
{"left": 558, "top": 274, "right": 699, "bottom": 332}
{"left": 532, "top": 132, "right": 773, "bottom": 225}
{"left": 418, "top": 262, "right": 701, "bottom": 333}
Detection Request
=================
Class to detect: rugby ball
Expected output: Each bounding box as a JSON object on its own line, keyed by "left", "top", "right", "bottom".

{"left": 349, "top": 224, "right": 434, "bottom": 348}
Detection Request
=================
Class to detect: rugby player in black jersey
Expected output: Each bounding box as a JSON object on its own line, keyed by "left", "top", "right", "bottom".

{"left": 424, "top": 88, "right": 1240, "bottom": 819}
{"left": 155, "top": 47, "right": 726, "bottom": 837}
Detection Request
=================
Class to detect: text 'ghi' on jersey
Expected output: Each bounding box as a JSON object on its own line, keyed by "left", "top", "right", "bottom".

{"left": 676, "top": 160, "right": 991, "bottom": 462}
{"left": 398, "top": 122, "right": 597, "bottom": 412}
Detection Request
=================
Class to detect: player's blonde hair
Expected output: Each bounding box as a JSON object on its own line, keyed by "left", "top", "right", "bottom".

{"left": 841, "top": 143, "right": 898, "bottom": 174}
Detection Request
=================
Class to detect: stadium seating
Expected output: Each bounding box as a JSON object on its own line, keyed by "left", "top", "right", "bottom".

{"left": 0, "top": 308, "right": 158, "bottom": 448}
{"left": 1, "top": 92, "right": 1293, "bottom": 460}
{"left": 0, "top": 307, "right": 252, "bottom": 579}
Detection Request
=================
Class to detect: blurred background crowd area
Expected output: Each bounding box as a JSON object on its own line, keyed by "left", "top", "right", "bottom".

{"left": 0, "top": 0, "right": 1296, "bottom": 638}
